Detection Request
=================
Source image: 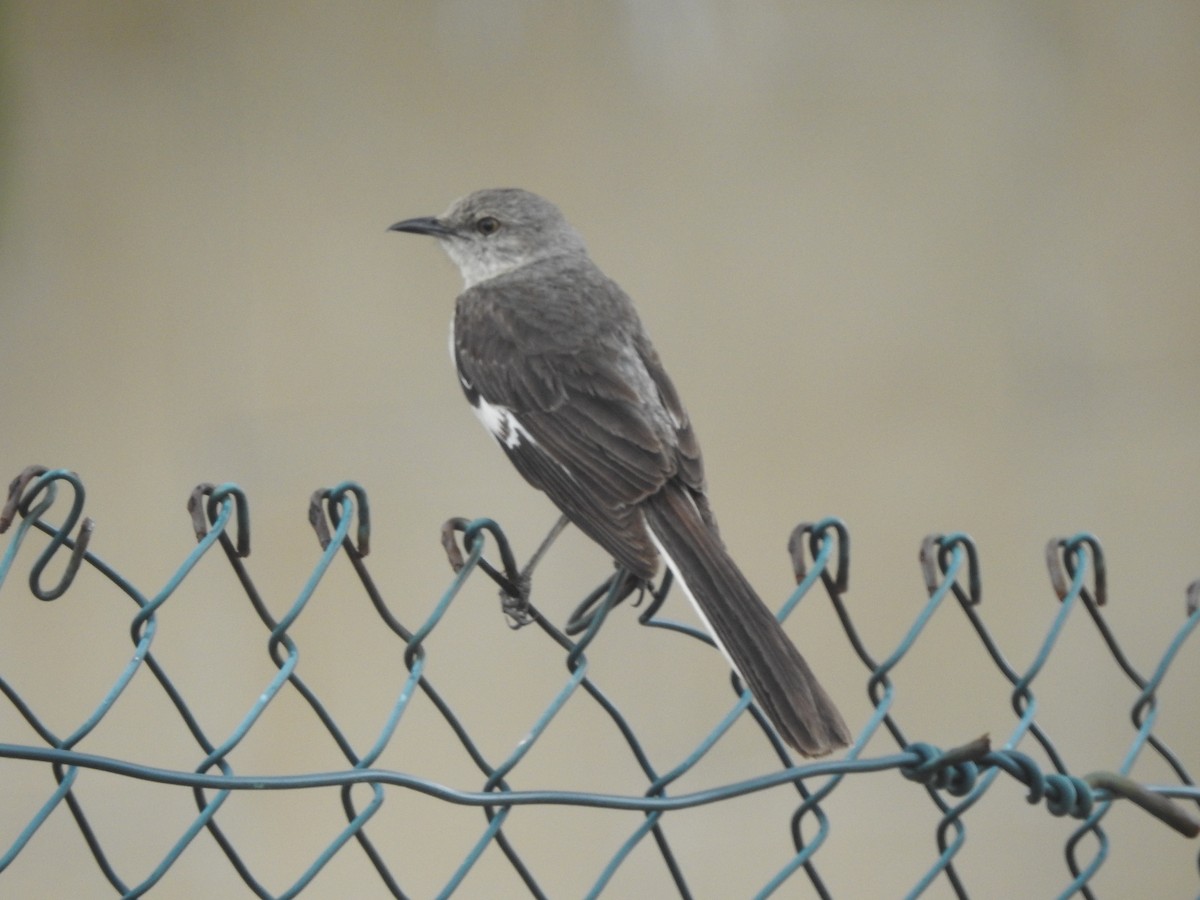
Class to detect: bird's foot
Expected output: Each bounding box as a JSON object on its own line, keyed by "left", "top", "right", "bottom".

{"left": 500, "top": 571, "right": 535, "bottom": 629}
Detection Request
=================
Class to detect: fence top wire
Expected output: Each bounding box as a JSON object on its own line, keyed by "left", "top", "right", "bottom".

{"left": 1, "top": 465, "right": 1198, "bottom": 899}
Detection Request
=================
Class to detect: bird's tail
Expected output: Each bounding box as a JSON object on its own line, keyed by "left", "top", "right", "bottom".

{"left": 641, "top": 483, "right": 851, "bottom": 756}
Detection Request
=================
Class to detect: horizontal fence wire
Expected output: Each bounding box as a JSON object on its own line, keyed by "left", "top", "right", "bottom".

{"left": 1, "top": 465, "right": 1198, "bottom": 898}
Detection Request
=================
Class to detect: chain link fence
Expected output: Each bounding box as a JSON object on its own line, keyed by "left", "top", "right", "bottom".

{"left": 1, "top": 466, "right": 1197, "bottom": 898}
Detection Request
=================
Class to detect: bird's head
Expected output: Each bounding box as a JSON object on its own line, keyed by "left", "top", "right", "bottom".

{"left": 389, "top": 188, "right": 587, "bottom": 289}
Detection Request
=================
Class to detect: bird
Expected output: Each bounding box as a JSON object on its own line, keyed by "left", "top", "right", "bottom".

{"left": 389, "top": 188, "right": 851, "bottom": 756}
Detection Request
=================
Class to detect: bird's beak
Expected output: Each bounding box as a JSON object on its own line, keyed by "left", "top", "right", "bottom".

{"left": 388, "top": 216, "right": 452, "bottom": 237}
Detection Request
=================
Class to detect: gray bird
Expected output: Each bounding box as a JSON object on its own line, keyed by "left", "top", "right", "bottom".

{"left": 390, "top": 188, "right": 851, "bottom": 756}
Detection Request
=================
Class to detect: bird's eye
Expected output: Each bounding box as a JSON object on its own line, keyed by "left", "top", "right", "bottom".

{"left": 475, "top": 216, "right": 501, "bottom": 235}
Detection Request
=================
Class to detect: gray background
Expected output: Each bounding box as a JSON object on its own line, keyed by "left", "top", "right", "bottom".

{"left": 2, "top": 3, "right": 1198, "bottom": 897}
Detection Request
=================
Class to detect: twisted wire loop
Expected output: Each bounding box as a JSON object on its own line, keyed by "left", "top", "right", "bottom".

{"left": 0, "top": 466, "right": 95, "bottom": 601}
{"left": 1, "top": 468, "right": 1197, "bottom": 898}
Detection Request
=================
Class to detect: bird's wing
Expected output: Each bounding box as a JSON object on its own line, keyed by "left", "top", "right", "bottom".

{"left": 453, "top": 265, "right": 706, "bottom": 575}
{"left": 632, "top": 330, "right": 710, "bottom": 520}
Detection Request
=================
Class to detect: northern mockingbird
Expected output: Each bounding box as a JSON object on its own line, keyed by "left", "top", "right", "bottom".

{"left": 390, "top": 188, "right": 850, "bottom": 756}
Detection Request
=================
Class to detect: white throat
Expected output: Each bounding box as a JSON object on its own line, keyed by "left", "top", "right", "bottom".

{"left": 442, "top": 242, "right": 523, "bottom": 290}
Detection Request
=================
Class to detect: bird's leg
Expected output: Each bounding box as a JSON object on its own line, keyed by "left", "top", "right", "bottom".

{"left": 523, "top": 513, "right": 571, "bottom": 579}
{"left": 500, "top": 514, "right": 571, "bottom": 628}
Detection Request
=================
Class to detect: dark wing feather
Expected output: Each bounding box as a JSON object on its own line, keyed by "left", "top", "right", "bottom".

{"left": 453, "top": 256, "right": 706, "bottom": 577}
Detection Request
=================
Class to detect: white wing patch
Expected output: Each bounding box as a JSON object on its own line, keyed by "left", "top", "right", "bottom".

{"left": 473, "top": 396, "right": 535, "bottom": 450}
{"left": 453, "top": 317, "right": 534, "bottom": 450}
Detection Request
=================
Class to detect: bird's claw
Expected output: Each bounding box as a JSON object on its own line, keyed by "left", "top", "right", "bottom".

{"left": 500, "top": 573, "right": 534, "bottom": 629}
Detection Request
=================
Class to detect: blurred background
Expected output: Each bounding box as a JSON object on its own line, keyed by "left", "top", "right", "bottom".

{"left": 2, "top": 2, "right": 1198, "bottom": 897}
